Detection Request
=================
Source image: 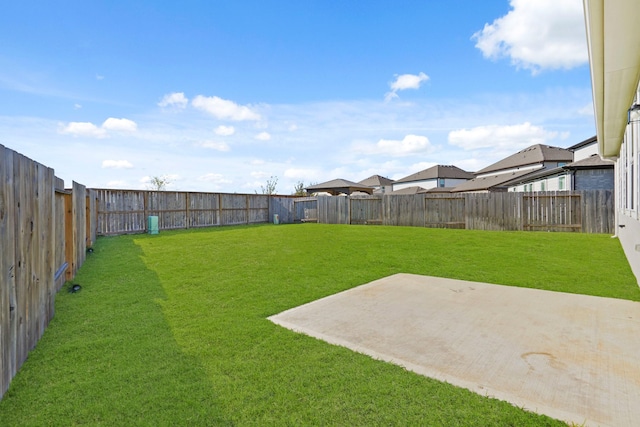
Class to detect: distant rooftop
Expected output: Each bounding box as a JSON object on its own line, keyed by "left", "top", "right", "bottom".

{"left": 305, "top": 178, "right": 374, "bottom": 195}
{"left": 564, "top": 154, "right": 614, "bottom": 169}
{"left": 395, "top": 165, "right": 474, "bottom": 183}
{"left": 358, "top": 174, "right": 394, "bottom": 187}
{"left": 451, "top": 169, "right": 538, "bottom": 193}
{"left": 475, "top": 144, "right": 573, "bottom": 175}
{"left": 389, "top": 186, "right": 429, "bottom": 195}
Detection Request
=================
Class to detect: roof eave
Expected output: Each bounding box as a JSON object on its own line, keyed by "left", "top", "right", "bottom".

{"left": 584, "top": 0, "right": 640, "bottom": 159}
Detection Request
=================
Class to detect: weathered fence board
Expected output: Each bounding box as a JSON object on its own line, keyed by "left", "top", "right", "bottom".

{"left": 271, "top": 196, "right": 296, "bottom": 223}
{"left": 350, "top": 196, "right": 383, "bottom": 225}
{"left": 318, "top": 196, "right": 349, "bottom": 224}
{"left": 424, "top": 195, "right": 466, "bottom": 229}
{"left": 0, "top": 145, "right": 16, "bottom": 397}
{"left": 293, "top": 198, "right": 317, "bottom": 222}
{"left": 1, "top": 145, "right": 91, "bottom": 400}
{"left": 291, "top": 191, "right": 613, "bottom": 233}
{"left": 384, "top": 194, "right": 425, "bottom": 227}
{"left": 95, "top": 190, "right": 273, "bottom": 234}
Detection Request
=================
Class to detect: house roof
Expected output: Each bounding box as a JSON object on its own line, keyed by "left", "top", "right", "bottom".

{"left": 395, "top": 165, "right": 474, "bottom": 184}
{"left": 305, "top": 178, "right": 374, "bottom": 195}
{"left": 451, "top": 169, "right": 539, "bottom": 193}
{"left": 389, "top": 186, "right": 429, "bottom": 195}
{"left": 567, "top": 135, "right": 597, "bottom": 151}
{"left": 358, "top": 174, "right": 394, "bottom": 187}
{"left": 475, "top": 144, "right": 573, "bottom": 175}
{"left": 583, "top": 0, "right": 640, "bottom": 158}
{"left": 425, "top": 187, "right": 455, "bottom": 193}
{"left": 563, "top": 154, "right": 615, "bottom": 169}
{"left": 498, "top": 155, "right": 614, "bottom": 187}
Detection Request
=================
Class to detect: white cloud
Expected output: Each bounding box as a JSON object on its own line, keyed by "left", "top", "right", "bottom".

{"left": 198, "top": 173, "right": 232, "bottom": 184}
{"left": 196, "top": 140, "right": 231, "bottom": 152}
{"left": 74, "top": 103, "right": 82, "bottom": 109}
{"left": 472, "top": 0, "right": 587, "bottom": 73}
{"left": 255, "top": 131, "right": 271, "bottom": 141}
{"left": 284, "top": 168, "right": 322, "bottom": 181}
{"left": 192, "top": 95, "right": 261, "bottom": 121}
{"left": 250, "top": 171, "right": 270, "bottom": 179}
{"left": 385, "top": 72, "right": 429, "bottom": 101}
{"left": 158, "top": 92, "right": 189, "bottom": 109}
{"left": 354, "top": 134, "right": 433, "bottom": 157}
{"left": 106, "top": 180, "right": 128, "bottom": 188}
{"left": 59, "top": 117, "right": 137, "bottom": 138}
{"left": 448, "top": 122, "right": 557, "bottom": 151}
{"left": 215, "top": 125, "right": 235, "bottom": 136}
{"left": 102, "top": 117, "right": 137, "bottom": 132}
{"left": 96, "top": 74, "right": 104, "bottom": 80}
{"left": 58, "top": 121, "right": 107, "bottom": 138}
{"left": 102, "top": 159, "right": 133, "bottom": 169}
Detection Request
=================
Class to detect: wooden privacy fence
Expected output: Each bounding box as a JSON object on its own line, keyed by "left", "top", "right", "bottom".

{"left": 0, "top": 148, "right": 616, "bottom": 402}
{"left": 292, "top": 191, "right": 614, "bottom": 233}
{"left": 0, "top": 145, "right": 95, "bottom": 399}
{"left": 95, "top": 189, "right": 294, "bottom": 235}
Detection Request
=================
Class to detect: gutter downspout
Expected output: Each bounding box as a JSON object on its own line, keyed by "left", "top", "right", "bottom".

{"left": 608, "top": 156, "right": 620, "bottom": 238}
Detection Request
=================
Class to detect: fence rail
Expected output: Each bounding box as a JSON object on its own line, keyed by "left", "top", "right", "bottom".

{"left": 292, "top": 191, "right": 614, "bottom": 233}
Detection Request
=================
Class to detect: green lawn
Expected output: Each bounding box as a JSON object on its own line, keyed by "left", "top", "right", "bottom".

{"left": 1, "top": 224, "right": 637, "bottom": 426}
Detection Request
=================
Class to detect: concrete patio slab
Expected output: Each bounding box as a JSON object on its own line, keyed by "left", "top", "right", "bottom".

{"left": 268, "top": 273, "right": 640, "bottom": 427}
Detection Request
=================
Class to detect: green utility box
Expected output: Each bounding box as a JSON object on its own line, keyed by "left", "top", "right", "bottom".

{"left": 273, "top": 214, "right": 279, "bottom": 225}
{"left": 147, "top": 216, "right": 159, "bottom": 234}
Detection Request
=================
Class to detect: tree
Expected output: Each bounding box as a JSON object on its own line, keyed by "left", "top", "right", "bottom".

{"left": 147, "top": 175, "right": 171, "bottom": 191}
{"left": 260, "top": 176, "right": 278, "bottom": 195}
{"left": 293, "top": 181, "right": 306, "bottom": 196}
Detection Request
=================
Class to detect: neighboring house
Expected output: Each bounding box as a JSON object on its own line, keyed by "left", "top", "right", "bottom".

{"left": 569, "top": 135, "right": 599, "bottom": 161}
{"left": 358, "top": 175, "right": 394, "bottom": 194}
{"left": 583, "top": 0, "right": 640, "bottom": 282}
{"left": 506, "top": 136, "right": 614, "bottom": 192}
{"left": 305, "top": 179, "right": 374, "bottom": 196}
{"left": 452, "top": 144, "right": 573, "bottom": 193}
{"left": 506, "top": 167, "right": 570, "bottom": 192}
{"left": 393, "top": 165, "right": 473, "bottom": 192}
{"left": 564, "top": 155, "right": 615, "bottom": 191}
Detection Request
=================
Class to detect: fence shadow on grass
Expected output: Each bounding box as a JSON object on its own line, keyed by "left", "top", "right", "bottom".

{"left": 0, "top": 235, "right": 231, "bottom": 425}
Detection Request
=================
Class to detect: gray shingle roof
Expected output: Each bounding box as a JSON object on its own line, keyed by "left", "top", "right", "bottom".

{"left": 475, "top": 145, "right": 573, "bottom": 175}
{"left": 395, "top": 165, "right": 474, "bottom": 183}
{"left": 358, "top": 174, "right": 394, "bottom": 186}
{"left": 451, "top": 169, "right": 539, "bottom": 192}
{"left": 305, "top": 178, "right": 374, "bottom": 195}
{"left": 563, "top": 154, "right": 614, "bottom": 169}
{"left": 389, "top": 186, "right": 429, "bottom": 195}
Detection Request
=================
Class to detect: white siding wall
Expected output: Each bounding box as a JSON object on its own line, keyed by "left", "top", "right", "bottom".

{"left": 392, "top": 179, "right": 436, "bottom": 192}
{"left": 615, "top": 86, "right": 640, "bottom": 283}
{"left": 574, "top": 143, "right": 599, "bottom": 161}
{"left": 508, "top": 173, "right": 572, "bottom": 192}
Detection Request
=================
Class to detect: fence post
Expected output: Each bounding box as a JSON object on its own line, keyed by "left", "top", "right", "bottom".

{"left": 64, "top": 193, "right": 73, "bottom": 280}
{"left": 185, "top": 192, "right": 190, "bottom": 229}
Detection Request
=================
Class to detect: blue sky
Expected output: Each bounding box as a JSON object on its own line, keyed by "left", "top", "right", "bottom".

{"left": 1, "top": 0, "right": 595, "bottom": 193}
